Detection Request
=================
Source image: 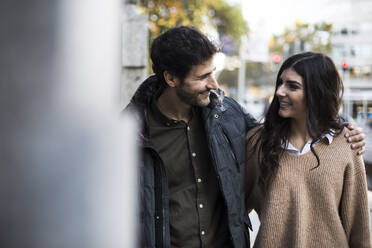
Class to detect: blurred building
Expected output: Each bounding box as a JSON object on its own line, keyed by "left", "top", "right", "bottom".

{"left": 321, "top": 0, "right": 372, "bottom": 124}
{"left": 320, "top": 0, "right": 372, "bottom": 167}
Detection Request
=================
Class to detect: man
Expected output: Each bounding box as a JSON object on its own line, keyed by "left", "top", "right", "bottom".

{"left": 124, "top": 26, "right": 365, "bottom": 248}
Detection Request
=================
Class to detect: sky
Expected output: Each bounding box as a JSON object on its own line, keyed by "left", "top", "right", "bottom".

{"left": 229, "top": 0, "right": 331, "bottom": 36}
{"left": 224, "top": 0, "right": 337, "bottom": 61}
{"left": 238, "top": 0, "right": 372, "bottom": 39}
{"left": 244, "top": 0, "right": 327, "bottom": 35}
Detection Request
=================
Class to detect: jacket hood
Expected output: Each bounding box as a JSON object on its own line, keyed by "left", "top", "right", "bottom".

{"left": 124, "top": 75, "right": 226, "bottom": 148}
{"left": 129, "top": 75, "right": 162, "bottom": 108}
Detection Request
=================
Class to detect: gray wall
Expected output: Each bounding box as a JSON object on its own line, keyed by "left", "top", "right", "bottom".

{"left": 121, "top": 2, "right": 148, "bottom": 108}
{"left": 1, "top": 1, "right": 137, "bottom": 247}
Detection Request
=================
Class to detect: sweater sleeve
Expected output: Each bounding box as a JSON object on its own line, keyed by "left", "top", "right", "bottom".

{"left": 238, "top": 99, "right": 259, "bottom": 132}
{"left": 245, "top": 126, "right": 262, "bottom": 212}
{"left": 340, "top": 153, "right": 371, "bottom": 248}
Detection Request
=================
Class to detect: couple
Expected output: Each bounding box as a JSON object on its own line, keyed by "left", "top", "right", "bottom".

{"left": 125, "top": 26, "right": 370, "bottom": 247}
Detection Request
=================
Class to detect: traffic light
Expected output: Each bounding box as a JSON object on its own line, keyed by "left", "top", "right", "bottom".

{"left": 273, "top": 54, "right": 281, "bottom": 63}
{"left": 342, "top": 61, "right": 348, "bottom": 71}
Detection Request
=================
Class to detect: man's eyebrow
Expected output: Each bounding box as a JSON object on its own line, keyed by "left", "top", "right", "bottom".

{"left": 196, "top": 67, "right": 216, "bottom": 79}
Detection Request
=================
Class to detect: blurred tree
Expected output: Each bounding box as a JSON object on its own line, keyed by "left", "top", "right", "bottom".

{"left": 139, "top": 0, "right": 248, "bottom": 42}
{"left": 217, "top": 62, "right": 275, "bottom": 90}
{"left": 218, "top": 68, "right": 239, "bottom": 89}
{"left": 210, "top": 0, "right": 248, "bottom": 41}
{"left": 269, "top": 21, "right": 333, "bottom": 58}
{"left": 245, "top": 62, "right": 275, "bottom": 86}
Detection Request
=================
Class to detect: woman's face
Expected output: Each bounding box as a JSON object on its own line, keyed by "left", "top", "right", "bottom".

{"left": 276, "top": 68, "right": 306, "bottom": 120}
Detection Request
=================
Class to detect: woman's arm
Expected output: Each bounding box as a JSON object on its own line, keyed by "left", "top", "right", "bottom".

{"left": 340, "top": 153, "right": 371, "bottom": 247}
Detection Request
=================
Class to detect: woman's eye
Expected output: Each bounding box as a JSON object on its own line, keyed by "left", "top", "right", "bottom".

{"left": 288, "top": 84, "right": 300, "bottom": 90}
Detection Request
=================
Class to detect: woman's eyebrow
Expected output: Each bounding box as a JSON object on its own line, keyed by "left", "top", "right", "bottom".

{"left": 286, "top": 80, "right": 302, "bottom": 86}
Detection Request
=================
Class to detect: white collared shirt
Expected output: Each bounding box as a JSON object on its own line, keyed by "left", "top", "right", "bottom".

{"left": 282, "top": 132, "right": 334, "bottom": 156}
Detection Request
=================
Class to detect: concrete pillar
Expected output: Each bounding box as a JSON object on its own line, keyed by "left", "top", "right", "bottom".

{"left": 0, "top": 1, "right": 137, "bottom": 247}
{"left": 121, "top": 1, "right": 148, "bottom": 108}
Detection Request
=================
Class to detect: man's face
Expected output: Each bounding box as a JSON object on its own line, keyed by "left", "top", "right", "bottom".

{"left": 175, "top": 55, "right": 219, "bottom": 107}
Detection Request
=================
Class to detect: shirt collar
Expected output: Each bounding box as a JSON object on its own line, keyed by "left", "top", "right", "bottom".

{"left": 322, "top": 132, "right": 334, "bottom": 144}
{"left": 282, "top": 130, "right": 334, "bottom": 155}
{"left": 150, "top": 97, "right": 196, "bottom": 127}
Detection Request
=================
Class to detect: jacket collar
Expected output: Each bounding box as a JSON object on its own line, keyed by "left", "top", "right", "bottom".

{"left": 125, "top": 75, "right": 227, "bottom": 144}
{"left": 130, "top": 75, "right": 226, "bottom": 110}
{"left": 208, "top": 88, "right": 225, "bottom": 109}
{"left": 129, "top": 75, "right": 163, "bottom": 108}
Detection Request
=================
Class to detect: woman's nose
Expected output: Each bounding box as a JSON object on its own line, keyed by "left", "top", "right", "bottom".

{"left": 276, "top": 84, "right": 286, "bottom": 97}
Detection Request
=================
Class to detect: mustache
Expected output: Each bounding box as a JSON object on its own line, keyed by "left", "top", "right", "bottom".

{"left": 199, "top": 89, "right": 211, "bottom": 94}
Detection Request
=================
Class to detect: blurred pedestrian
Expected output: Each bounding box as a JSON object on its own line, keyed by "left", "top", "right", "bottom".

{"left": 245, "top": 52, "right": 371, "bottom": 247}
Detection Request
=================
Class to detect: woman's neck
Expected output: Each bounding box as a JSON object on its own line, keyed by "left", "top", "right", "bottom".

{"left": 289, "top": 117, "right": 310, "bottom": 151}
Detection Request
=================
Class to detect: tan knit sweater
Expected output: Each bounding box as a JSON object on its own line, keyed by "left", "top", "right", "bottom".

{"left": 245, "top": 127, "right": 371, "bottom": 248}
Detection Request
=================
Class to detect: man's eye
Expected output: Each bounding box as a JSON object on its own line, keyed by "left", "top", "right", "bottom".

{"left": 198, "top": 75, "right": 209, "bottom": 80}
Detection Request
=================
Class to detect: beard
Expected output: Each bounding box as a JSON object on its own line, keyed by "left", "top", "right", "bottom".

{"left": 175, "top": 81, "right": 210, "bottom": 107}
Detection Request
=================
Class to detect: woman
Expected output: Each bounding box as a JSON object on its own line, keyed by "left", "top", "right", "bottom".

{"left": 245, "top": 52, "right": 371, "bottom": 247}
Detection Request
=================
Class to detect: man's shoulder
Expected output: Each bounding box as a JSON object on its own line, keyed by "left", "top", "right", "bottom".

{"left": 222, "top": 96, "right": 244, "bottom": 111}
{"left": 222, "top": 97, "right": 254, "bottom": 118}
{"left": 223, "top": 96, "right": 239, "bottom": 105}
{"left": 221, "top": 97, "right": 259, "bottom": 129}
{"left": 199, "top": 96, "right": 240, "bottom": 115}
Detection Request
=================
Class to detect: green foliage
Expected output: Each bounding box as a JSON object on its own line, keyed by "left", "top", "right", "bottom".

{"left": 217, "top": 68, "right": 239, "bottom": 89}
{"left": 139, "top": 0, "right": 248, "bottom": 41}
{"left": 207, "top": 0, "right": 248, "bottom": 41}
{"left": 217, "top": 62, "right": 275, "bottom": 90}
{"left": 245, "top": 62, "right": 276, "bottom": 86}
{"left": 269, "top": 21, "right": 333, "bottom": 57}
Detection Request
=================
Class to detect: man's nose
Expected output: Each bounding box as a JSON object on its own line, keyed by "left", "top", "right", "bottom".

{"left": 207, "top": 75, "right": 219, "bottom": 90}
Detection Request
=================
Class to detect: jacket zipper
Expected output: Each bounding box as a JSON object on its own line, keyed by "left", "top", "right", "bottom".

{"left": 145, "top": 146, "right": 168, "bottom": 248}
{"left": 220, "top": 126, "right": 240, "bottom": 172}
{"left": 207, "top": 138, "right": 235, "bottom": 245}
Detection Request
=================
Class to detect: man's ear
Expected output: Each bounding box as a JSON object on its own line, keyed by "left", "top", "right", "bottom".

{"left": 163, "top": 70, "right": 178, "bottom": 88}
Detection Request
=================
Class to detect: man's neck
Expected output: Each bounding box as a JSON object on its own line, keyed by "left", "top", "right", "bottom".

{"left": 156, "top": 88, "right": 192, "bottom": 123}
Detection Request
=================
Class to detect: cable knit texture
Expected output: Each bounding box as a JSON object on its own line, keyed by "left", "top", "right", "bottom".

{"left": 246, "top": 127, "right": 372, "bottom": 248}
